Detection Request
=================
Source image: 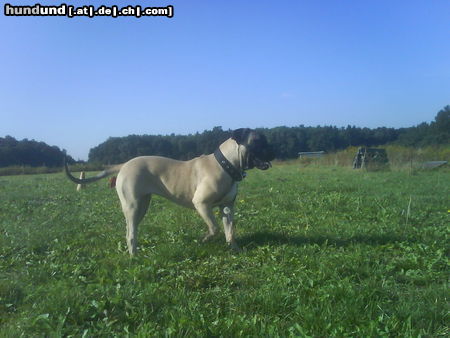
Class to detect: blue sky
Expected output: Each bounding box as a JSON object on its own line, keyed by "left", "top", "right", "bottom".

{"left": 1, "top": 0, "right": 449, "bottom": 160}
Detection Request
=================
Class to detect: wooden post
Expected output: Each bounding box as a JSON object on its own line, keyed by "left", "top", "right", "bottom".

{"left": 76, "top": 171, "right": 85, "bottom": 191}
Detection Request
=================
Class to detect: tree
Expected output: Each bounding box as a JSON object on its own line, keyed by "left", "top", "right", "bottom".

{"left": 434, "top": 105, "right": 450, "bottom": 133}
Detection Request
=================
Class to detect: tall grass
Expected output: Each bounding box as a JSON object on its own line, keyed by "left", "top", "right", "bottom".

{"left": 307, "top": 144, "right": 450, "bottom": 170}
{"left": 384, "top": 144, "right": 450, "bottom": 170}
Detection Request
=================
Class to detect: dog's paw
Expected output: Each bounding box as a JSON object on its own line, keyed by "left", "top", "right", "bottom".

{"left": 202, "top": 233, "right": 215, "bottom": 243}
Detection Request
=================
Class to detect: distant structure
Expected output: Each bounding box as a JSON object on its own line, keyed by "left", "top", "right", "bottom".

{"left": 298, "top": 151, "right": 326, "bottom": 159}
{"left": 353, "top": 147, "right": 388, "bottom": 169}
{"left": 422, "top": 161, "right": 447, "bottom": 169}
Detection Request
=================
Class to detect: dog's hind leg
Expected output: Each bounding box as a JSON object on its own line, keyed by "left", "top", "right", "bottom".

{"left": 121, "top": 194, "right": 152, "bottom": 256}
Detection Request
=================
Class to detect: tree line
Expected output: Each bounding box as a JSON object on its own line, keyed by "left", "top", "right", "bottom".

{"left": 89, "top": 106, "right": 449, "bottom": 163}
{"left": 88, "top": 125, "right": 402, "bottom": 163}
{"left": 1, "top": 105, "right": 448, "bottom": 167}
{"left": 0, "top": 136, "right": 74, "bottom": 168}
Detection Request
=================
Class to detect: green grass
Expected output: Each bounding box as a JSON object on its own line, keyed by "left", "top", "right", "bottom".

{"left": 0, "top": 164, "right": 448, "bottom": 336}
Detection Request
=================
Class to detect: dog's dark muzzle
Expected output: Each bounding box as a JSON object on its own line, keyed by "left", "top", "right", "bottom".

{"left": 249, "top": 145, "right": 275, "bottom": 170}
{"left": 255, "top": 159, "right": 272, "bottom": 170}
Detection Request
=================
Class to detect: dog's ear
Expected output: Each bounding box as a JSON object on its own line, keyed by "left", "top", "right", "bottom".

{"left": 231, "top": 128, "right": 252, "bottom": 144}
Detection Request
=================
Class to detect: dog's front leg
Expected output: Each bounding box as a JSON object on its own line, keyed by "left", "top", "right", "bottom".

{"left": 221, "top": 205, "right": 240, "bottom": 251}
{"left": 193, "top": 201, "right": 219, "bottom": 242}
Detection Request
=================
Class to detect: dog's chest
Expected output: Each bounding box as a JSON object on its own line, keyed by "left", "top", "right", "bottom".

{"left": 214, "top": 183, "right": 238, "bottom": 206}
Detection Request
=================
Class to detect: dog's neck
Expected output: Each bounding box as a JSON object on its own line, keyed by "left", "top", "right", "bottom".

{"left": 218, "top": 138, "right": 246, "bottom": 170}
{"left": 215, "top": 138, "right": 247, "bottom": 181}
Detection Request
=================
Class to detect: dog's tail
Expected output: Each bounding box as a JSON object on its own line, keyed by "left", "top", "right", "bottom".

{"left": 64, "top": 156, "right": 123, "bottom": 185}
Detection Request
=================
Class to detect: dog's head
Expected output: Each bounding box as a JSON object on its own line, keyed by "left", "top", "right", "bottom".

{"left": 232, "top": 128, "right": 275, "bottom": 170}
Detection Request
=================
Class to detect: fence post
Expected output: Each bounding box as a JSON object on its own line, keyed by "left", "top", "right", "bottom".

{"left": 76, "top": 171, "right": 85, "bottom": 191}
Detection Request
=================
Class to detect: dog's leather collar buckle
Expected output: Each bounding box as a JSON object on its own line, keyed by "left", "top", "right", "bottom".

{"left": 214, "top": 149, "right": 245, "bottom": 182}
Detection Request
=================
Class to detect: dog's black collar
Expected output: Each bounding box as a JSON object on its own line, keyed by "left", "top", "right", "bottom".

{"left": 214, "top": 148, "right": 246, "bottom": 182}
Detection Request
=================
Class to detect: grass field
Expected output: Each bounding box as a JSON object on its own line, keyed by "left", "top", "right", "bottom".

{"left": 0, "top": 163, "right": 448, "bottom": 336}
